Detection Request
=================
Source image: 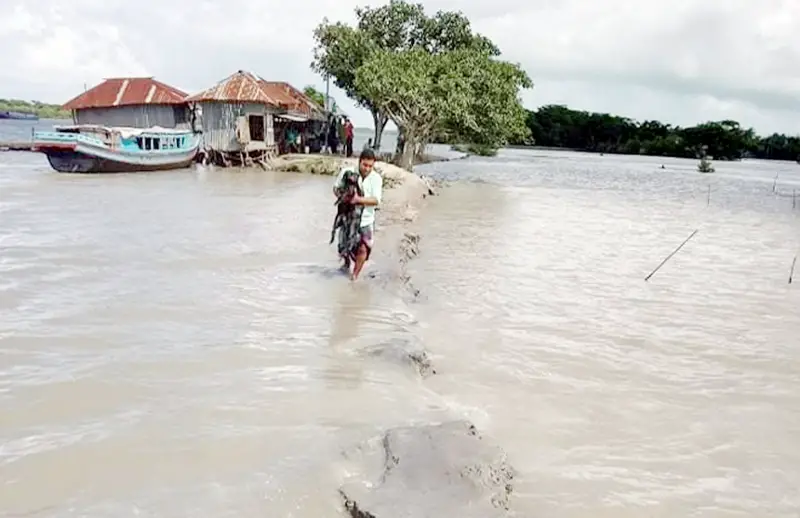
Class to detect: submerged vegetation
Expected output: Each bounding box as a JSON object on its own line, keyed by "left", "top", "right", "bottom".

{"left": 0, "top": 99, "right": 70, "bottom": 119}
{"left": 698, "top": 156, "right": 715, "bottom": 173}
{"left": 451, "top": 143, "right": 498, "bottom": 157}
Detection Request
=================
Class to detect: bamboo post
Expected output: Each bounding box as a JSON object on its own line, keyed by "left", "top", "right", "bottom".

{"left": 790, "top": 255, "right": 797, "bottom": 284}
{"left": 707, "top": 185, "right": 711, "bottom": 207}
{"left": 645, "top": 229, "right": 699, "bottom": 282}
{"left": 773, "top": 172, "right": 779, "bottom": 193}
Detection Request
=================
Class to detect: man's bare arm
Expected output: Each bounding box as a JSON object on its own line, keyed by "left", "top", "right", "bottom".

{"left": 352, "top": 196, "right": 378, "bottom": 206}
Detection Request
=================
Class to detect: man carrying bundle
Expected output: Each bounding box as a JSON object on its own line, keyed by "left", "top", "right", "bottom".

{"left": 331, "top": 148, "right": 382, "bottom": 281}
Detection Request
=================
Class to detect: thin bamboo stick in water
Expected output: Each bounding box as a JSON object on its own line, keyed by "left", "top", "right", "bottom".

{"left": 644, "top": 229, "right": 699, "bottom": 282}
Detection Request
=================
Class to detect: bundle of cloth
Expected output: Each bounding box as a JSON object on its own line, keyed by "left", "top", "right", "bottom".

{"left": 329, "top": 169, "right": 364, "bottom": 263}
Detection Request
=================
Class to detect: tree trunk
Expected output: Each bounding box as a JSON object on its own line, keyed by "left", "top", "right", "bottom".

{"left": 394, "top": 129, "right": 417, "bottom": 171}
{"left": 395, "top": 126, "right": 405, "bottom": 158}
{"left": 371, "top": 109, "right": 388, "bottom": 150}
{"left": 414, "top": 139, "right": 427, "bottom": 163}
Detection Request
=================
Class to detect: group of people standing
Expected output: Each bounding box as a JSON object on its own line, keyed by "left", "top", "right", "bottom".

{"left": 326, "top": 116, "right": 355, "bottom": 157}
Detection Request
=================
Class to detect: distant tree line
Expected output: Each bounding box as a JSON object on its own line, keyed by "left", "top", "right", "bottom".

{"left": 509, "top": 104, "right": 800, "bottom": 162}
{"left": 0, "top": 99, "right": 71, "bottom": 119}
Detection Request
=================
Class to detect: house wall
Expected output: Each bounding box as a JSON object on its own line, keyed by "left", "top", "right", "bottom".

{"left": 74, "top": 104, "right": 190, "bottom": 129}
{"left": 198, "top": 102, "right": 275, "bottom": 152}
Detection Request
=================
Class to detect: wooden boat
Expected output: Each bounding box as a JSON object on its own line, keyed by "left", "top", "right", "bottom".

{"left": 32, "top": 125, "right": 199, "bottom": 173}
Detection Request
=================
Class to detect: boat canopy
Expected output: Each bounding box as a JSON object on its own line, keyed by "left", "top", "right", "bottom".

{"left": 53, "top": 124, "right": 193, "bottom": 138}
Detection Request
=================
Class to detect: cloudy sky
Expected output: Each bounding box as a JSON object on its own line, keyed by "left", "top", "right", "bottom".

{"left": 2, "top": 0, "right": 799, "bottom": 135}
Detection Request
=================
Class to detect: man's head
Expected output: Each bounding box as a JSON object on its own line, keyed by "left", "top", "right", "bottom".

{"left": 358, "top": 148, "right": 376, "bottom": 177}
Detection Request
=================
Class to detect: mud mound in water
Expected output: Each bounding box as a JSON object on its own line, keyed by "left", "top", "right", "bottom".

{"left": 339, "top": 421, "right": 515, "bottom": 518}
{"left": 397, "top": 232, "right": 421, "bottom": 299}
{"left": 361, "top": 336, "right": 435, "bottom": 378}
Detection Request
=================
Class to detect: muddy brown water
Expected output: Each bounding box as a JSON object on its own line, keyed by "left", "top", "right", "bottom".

{"left": 1, "top": 145, "right": 800, "bottom": 517}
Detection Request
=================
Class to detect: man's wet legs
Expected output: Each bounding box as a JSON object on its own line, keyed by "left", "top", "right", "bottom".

{"left": 351, "top": 243, "right": 368, "bottom": 280}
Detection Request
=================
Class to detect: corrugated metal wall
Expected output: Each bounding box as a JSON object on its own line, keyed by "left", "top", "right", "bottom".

{"left": 199, "top": 102, "right": 275, "bottom": 152}
{"left": 74, "top": 105, "right": 190, "bottom": 129}
{"left": 266, "top": 112, "right": 274, "bottom": 147}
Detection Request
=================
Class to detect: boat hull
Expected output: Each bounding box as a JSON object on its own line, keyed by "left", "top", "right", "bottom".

{"left": 43, "top": 149, "right": 197, "bottom": 173}
{"left": 33, "top": 133, "right": 199, "bottom": 174}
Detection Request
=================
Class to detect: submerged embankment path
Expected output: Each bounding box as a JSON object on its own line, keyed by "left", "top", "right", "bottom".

{"left": 272, "top": 153, "right": 518, "bottom": 516}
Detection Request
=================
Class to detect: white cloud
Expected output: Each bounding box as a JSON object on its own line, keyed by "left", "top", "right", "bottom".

{"left": 2, "top": 0, "right": 799, "bottom": 134}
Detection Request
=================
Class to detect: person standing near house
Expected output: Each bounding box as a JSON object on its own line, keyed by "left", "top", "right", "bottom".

{"left": 327, "top": 118, "right": 339, "bottom": 155}
{"left": 332, "top": 148, "right": 382, "bottom": 281}
{"left": 343, "top": 118, "right": 354, "bottom": 157}
{"left": 286, "top": 126, "right": 298, "bottom": 153}
{"left": 337, "top": 118, "right": 346, "bottom": 155}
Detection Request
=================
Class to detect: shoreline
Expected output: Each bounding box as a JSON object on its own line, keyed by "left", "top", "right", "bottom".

{"left": 448, "top": 142, "right": 786, "bottom": 162}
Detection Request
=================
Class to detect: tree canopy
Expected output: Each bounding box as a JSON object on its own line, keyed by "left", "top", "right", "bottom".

{"left": 311, "top": 21, "right": 375, "bottom": 110}
{"left": 354, "top": 49, "right": 446, "bottom": 166}
{"left": 302, "top": 86, "right": 326, "bottom": 108}
{"left": 356, "top": 48, "right": 531, "bottom": 167}
{"left": 433, "top": 51, "right": 531, "bottom": 153}
{"left": 513, "top": 105, "right": 800, "bottom": 162}
{"left": 311, "top": 0, "right": 525, "bottom": 159}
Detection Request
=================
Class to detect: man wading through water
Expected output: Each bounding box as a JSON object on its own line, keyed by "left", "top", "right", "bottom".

{"left": 332, "top": 148, "right": 382, "bottom": 281}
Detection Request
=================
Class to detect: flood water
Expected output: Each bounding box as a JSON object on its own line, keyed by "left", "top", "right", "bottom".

{"left": 2, "top": 128, "right": 800, "bottom": 517}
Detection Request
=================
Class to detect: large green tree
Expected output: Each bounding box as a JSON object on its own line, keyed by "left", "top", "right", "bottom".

{"left": 355, "top": 49, "right": 442, "bottom": 168}
{"left": 355, "top": 48, "right": 531, "bottom": 169}
{"left": 434, "top": 51, "right": 531, "bottom": 153}
{"left": 311, "top": 0, "right": 498, "bottom": 150}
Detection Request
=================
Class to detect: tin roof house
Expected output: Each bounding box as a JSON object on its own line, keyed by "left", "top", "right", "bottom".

{"left": 184, "top": 70, "right": 286, "bottom": 166}
{"left": 259, "top": 81, "right": 327, "bottom": 123}
{"left": 62, "top": 77, "right": 191, "bottom": 129}
{"left": 256, "top": 80, "right": 330, "bottom": 154}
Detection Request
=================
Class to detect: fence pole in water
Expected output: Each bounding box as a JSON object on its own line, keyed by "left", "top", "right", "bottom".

{"left": 773, "top": 173, "right": 779, "bottom": 193}
{"left": 793, "top": 189, "right": 796, "bottom": 210}
{"left": 790, "top": 256, "right": 797, "bottom": 284}
{"left": 707, "top": 185, "right": 711, "bottom": 207}
{"left": 644, "top": 229, "right": 699, "bottom": 282}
